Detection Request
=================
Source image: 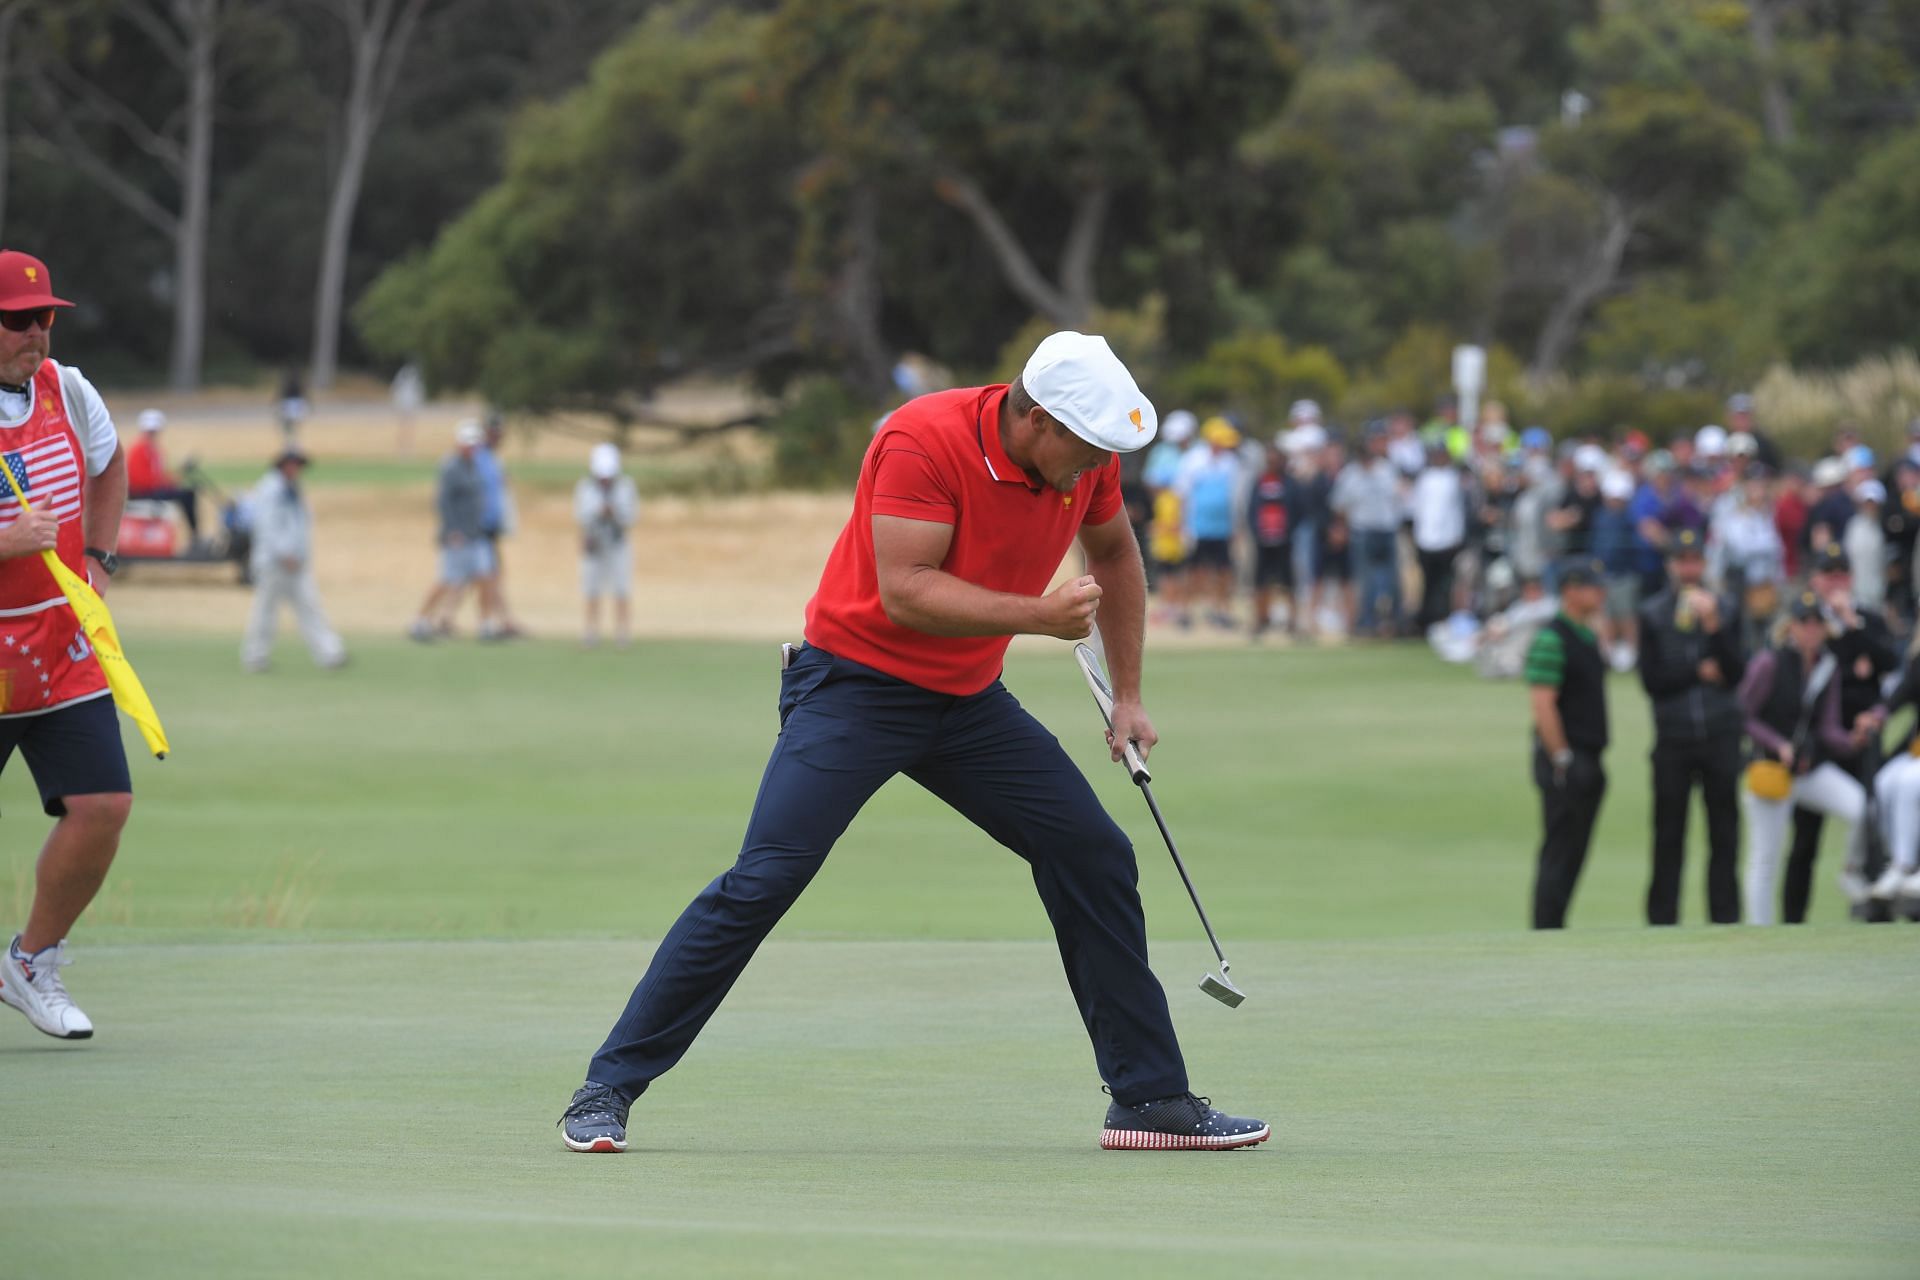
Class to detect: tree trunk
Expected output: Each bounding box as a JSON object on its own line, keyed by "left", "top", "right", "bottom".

{"left": 933, "top": 169, "right": 1099, "bottom": 328}
{"left": 831, "top": 184, "right": 891, "bottom": 394}
{"left": 308, "top": 0, "right": 431, "bottom": 392}
{"left": 1529, "top": 197, "right": 1636, "bottom": 383}
{"left": 169, "top": 0, "right": 217, "bottom": 391}
{"left": 1748, "top": 0, "right": 1794, "bottom": 147}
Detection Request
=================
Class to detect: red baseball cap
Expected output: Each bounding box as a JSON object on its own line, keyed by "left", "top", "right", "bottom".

{"left": 0, "top": 251, "right": 73, "bottom": 311}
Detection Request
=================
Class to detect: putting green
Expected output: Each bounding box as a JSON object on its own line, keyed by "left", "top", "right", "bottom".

{"left": 0, "top": 637, "right": 1913, "bottom": 1276}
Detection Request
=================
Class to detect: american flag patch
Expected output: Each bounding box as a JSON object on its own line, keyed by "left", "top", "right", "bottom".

{"left": 0, "top": 436, "right": 79, "bottom": 524}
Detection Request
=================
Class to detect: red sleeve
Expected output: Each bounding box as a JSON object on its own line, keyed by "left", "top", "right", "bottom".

{"left": 870, "top": 440, "right": 958, "bottom": 525}
{"left": 1081, "top": 456, "right": 1123, "bottom": 525}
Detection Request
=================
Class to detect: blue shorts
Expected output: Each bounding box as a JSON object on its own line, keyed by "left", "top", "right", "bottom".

{"left": 439, "top": 540, "right": 496, "bottom": 585}
{"left": 0, "top": 695, "right": 132, "bottom": 816}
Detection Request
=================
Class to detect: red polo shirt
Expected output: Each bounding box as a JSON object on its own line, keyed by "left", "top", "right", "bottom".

{"left": 804, "top": 385, "right": 1123, "bottom": 695}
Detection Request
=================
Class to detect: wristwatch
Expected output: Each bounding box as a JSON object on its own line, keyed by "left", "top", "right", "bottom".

{"left": 1551, "top": 749, "right": 1574, "bottom": 770}
{"left": 85, "top": 547, "right": 120, "bottom": 576}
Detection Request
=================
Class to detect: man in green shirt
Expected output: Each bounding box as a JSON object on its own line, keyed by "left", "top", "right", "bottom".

{"left": 1525, "top": 558, "right": 1611, "bottom": 928}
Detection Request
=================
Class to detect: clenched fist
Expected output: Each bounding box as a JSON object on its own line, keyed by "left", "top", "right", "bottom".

{"left": 1035, "top": 574, "right": 1103, "bottom": 640}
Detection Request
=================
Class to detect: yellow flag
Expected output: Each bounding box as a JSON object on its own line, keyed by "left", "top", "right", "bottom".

{"left": 0, "top": 460, "right": 168, "bottom": 758}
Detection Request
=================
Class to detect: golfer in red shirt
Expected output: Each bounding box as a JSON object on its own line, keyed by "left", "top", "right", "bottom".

{"left": 562, "top": 333, "right": 1267, "bottom": 1153}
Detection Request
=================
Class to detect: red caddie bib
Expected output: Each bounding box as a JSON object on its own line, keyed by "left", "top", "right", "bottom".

{"left": 0, "top": 362, "right": 109, "bottom": 716}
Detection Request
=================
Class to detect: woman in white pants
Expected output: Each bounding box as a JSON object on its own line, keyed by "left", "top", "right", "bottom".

{"left": 1868, "top": 654, "right": 1920, "bottom": 901}
{"left": 1735, "top": 594, "right": 1867, "bottom": 924}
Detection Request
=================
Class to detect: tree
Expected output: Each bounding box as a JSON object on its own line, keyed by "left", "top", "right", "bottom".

{"left": 1520, "top": 86, "right": 1755, "bottom": 379}
{"left": 21, "top": 0, "right": 221, "bottom": 389}
{"left": 304, "top": 0, "right": 436, "bottom": 392}
{"left": 1772, "top": 125, "right": 1920, "bottom": 365}
{"left": 767, "top": 0, "right": 1293, "bottom": 330}
{"left": 355, "top": 7, "right": 801, "bottom": 419}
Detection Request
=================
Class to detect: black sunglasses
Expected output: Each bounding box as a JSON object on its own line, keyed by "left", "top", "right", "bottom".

{"left": 0, "top": 309, "right": 55, "bottom": 333}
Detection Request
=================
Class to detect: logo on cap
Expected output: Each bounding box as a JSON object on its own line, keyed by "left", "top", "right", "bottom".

{"left": 23, "top": 267, "right": 36, "bottom": 283}
{"left": 1129, "top": 408, "right": 1143, "bottom": 432}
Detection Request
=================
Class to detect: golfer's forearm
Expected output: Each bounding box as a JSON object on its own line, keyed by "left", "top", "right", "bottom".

{"left": 1530, "top": 690, "right": 1568, "bottom": 755}
{"left": 84, "top": 448, "right": 127, "bottom": 552}
{"left": 1088, "top": 546, "right": 1147, "bottom": 702}
{"left": 882, "top": 567, "right": 1041, "bottom": 637}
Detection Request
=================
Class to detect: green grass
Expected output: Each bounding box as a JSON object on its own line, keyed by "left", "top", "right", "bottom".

{"left": 2, "top": 637, "right": 1916, "bottom": 1277}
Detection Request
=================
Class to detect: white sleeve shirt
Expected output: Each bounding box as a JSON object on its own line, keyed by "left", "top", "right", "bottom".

{"left": 0, "top": 361, "right": 121, "bottom": 477}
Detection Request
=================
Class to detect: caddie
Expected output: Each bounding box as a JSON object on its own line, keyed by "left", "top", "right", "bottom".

{"left": 561, "top": 332, "right": 1267, "bottom": 1153}
{"left": 0, "top": 250, "right": 134, "bottom": 1042}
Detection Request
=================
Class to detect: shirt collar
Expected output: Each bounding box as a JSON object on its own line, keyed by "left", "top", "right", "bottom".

{"left": 976, "top": 386, "right": 1028, "bottom": 486}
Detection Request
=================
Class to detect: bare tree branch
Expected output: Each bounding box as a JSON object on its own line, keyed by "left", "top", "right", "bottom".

{"left": 17, "top": 134, "right": 179, "bottom": 235}
{"left": 934, "top": 169, "right": 1075, "bottom": 325}
{"left": 1529, "top": 195, "right": 1637, "bottom": 382}
{"left": 1057, "top": 183, "right": 1109, "bottom": 325}
{"left": 122, "top": 0, "right": 189, "bottom": 67}
{"left": 43, "top": 59, "right": 186, "bottom": 172}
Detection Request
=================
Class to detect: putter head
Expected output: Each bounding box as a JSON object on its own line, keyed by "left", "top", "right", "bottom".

{"left": 1199, "top": 970, "right": 1245, "bottom": 1008}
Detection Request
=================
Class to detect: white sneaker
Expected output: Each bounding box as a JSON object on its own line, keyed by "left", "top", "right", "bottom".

{"left": 0, "top": 937, "right": 93, "bottom": 1039}
{"left": 1869, "top": 866, "right": 1907, "bottom": 900}
{"left": 1899, "top": 870, "right": 1920, "bottom": 900}
{"left": 1838, "top": 870, "right": 1872, "bottom": 905}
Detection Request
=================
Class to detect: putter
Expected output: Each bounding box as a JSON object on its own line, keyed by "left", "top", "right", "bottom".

{"left": 1074, "top": 641, "right": 1246, "bottom": 1008}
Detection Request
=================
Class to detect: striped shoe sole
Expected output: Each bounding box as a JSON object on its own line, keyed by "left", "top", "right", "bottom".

{"left": 1100, "top": 1124, "right": 1270, "bottom": 1151}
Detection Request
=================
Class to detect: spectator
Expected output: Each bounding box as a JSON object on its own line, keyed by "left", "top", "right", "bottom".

{"left": 409, "top": 421, "right": 496, "bottom": 642}
{"left": 1637, "top": 528, "right": 1746, "bottom": 925}
{"left": 1178, "top": 417, "right": 1242, "bottom": 630}
{"left": 241, "top": 449, "right": 346, "bottom": 674}
{"left": 1868, "top": 652, "right": 1920, "bottom": 903}
{"left": 1285, "top": 422, "right": 1333, "bottom": 637}
{"left": 1724, "top": 392, "right": 1783, "bottom": 470}
{"left": 275, "top": 367, "right": 308, "bottom": 440}
{"left": 1592, "top": 469, "right": 1641, "bottom": 670}
{"left": 1844, "top": 480, "right": 1888, "bottom": 612}
{"left": 1548, "top": 449, "right": 1603, "bottom": 558}
{"left": 1881, "top": 461, "right": 1920, "bottom": 625}
{"left": 1710, "top": 470, "right": 1786, "bottom": 648}
{"left": 125, "top": 408, "right": 200, "bottom": 543}
{"left": 1735, "top": 590, "right": 1865, "bottom": 925}
{"left": 1477, "top": 572, "right": 1559, "bottom": 679}
{"left": 1805, "top": 457, "right": 1853, "bottom": 553}
{"left": 475, "top": 415, "right": 525, "bottom": 639}
{"left": 1318, "top": 435, "right": 1355, "bottom": 635}
{"left": 390, "top": 362, "right": 425, "bottom": 456}
{"left": 1411, "top": 439, "right": 1466, "bottom": 630}
{"left": 1332, "top": 424, "right": 1405, "bottom": 637}
{"left": 1525, "top": 558, "right": 1611, "bottom": 929}
{"left": 576, "top": 442, "right": 638, "bottom": 649}
{"left": 1788, "top": 544, "right": 1902, "bottom": 918}
{"left": 1144, "top": 411, "right": 1196, "bottom": 623}
{"left": 1773, "top": 469, "right": 1809, "bottom": 580}
{"left": 1246, "top": 441, "right": 1292, "bottom": 641}
{"left": 1387, "top": 409, "right": 1426, "bottom": 477}
{"left": 1509, "top": 445, "right": 1564, "bottom": 587}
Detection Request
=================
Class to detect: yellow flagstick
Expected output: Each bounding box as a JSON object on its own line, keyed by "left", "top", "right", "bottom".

{"left": 0, "top": 457, "right": 168, "bottom": 758}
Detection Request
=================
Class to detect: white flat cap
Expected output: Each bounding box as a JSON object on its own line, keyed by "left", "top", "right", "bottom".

{"left": 589, "top": 442, "right": 621, "bottom": 479}
{"left": 1021, "top": 332, "right": 1157, "bottom": 453}
{"left": 454, "top": 420, "right": 484, "bottom": 447}
{"left": 138, "top": 409, "right": 166, "bottom": 432}
{"left": 1161, "top": 409, "right": 1197, "bottom": 444}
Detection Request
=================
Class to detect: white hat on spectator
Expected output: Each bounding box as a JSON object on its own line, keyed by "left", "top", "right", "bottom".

{"left": 1727, "top": 431, "right": 1758, "bottom": 457}
{"left": 1695, "top": 424, "right": 1729, "bottom": 457}
{"left": 1812, "top": 456, "right": 1848, "bottom": 488}
{"left": 1162, "top": 409, "right": 1197, "bottom": 445}
{"left": 1288, "top": 399, "right": 1321, "bottom": 423}
{"left": 1855, "top": 478, "right": 1887, "bottom": 505}
{"left": 1021, "top": 331, "right": 1157, "bottom": 452}
{"left": 138, "top": 409, "right": 166, "bottom": 433}
{"left": 455, "top": 420, "right": 485, "bottom": 448}
{"left": 1600, "top": 469, "right": 1635, "bottom": 501}
{"left": 1574, "top": 444, "right": 1608, "bottom": 473}
{"left": 589, "top": 442, "right": 621, "bottom": 480}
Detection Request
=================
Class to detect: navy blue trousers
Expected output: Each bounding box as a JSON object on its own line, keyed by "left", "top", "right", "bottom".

{"left": 588, "top": 645, "right": 1190, "bottom": 1105}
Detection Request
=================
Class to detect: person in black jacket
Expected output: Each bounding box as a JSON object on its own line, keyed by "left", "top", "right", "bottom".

{"left": 1525, "top": 558, "right": 1611, "bottom": 929}
{"left": 1637, "top": 528, "right": 1747, "bottom": 923}
{"left": 1786, "top": 543, "right": 1903, "bottom": 919}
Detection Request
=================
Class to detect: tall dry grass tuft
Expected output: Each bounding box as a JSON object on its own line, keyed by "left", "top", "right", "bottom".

{"left": 1754, "top": 350, "right": 1920, "bottom": 459}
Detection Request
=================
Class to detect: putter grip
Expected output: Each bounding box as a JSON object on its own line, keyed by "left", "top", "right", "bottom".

{"left": 1074, "top": 644, "right": 1152, "bottom": 785}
